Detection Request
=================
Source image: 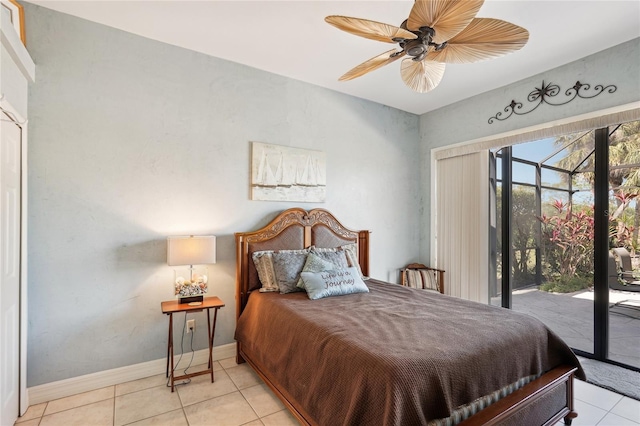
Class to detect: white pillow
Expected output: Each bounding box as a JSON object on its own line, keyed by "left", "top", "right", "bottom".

{"left": 300, "top": 267, "right": 369, "bottom": 300}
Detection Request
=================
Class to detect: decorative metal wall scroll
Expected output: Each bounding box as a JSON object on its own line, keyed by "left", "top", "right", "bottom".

{"left": 488, "top": 80, "right": 617, "bottom": 124}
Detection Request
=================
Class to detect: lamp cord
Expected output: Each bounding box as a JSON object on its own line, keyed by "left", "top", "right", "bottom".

{"left": 166, "top": 312, "right": 196, "bottom": 388}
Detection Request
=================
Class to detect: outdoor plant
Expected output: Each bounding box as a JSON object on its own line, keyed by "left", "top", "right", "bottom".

{"left": 496, "top": 186, "right": 538, "bottom": 288}
{"left": 539, "top": 275, "right": 592, "bottom": 293}
{"left": 609, "top": 192, "right": 637, "bottom": 252}
{"left": 538, "top": 199, "right": 594, "bottom": 292}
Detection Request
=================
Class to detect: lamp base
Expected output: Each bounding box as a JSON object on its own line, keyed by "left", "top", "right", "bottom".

{"left": 179, "top": 295, "right": 204, "bottom": 305}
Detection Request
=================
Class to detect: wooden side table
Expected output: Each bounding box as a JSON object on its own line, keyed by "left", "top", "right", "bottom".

{"left": 161, "top": 296, "right": 225, "bottom": 392}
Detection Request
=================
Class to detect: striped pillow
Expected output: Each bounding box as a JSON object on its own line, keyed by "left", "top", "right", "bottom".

{"left": 405, "top": 269, "right": 439, "bottom": 292}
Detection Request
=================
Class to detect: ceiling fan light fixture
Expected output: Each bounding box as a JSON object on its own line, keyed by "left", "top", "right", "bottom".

{"left": 413, "top": 51, "right": 427, "bottom": 62}
{"left": 407, "top": 43, "right": 427, "bottom": 57}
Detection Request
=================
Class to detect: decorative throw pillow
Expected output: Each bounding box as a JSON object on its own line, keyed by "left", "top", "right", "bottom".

{"left": 300, "top": 267, "right": 369, "bottom": 300}
{"left": 252, "top": 250, "right": 279, "bottom": 293}
{"left": 253, "top": 248, "right": 309, "bottom": 293}
{"left": 311, "top": 244, "right": 366, "bottom": 280}
{"left": 272, "top": 251, "right": 309, "bottom": 294}
{"left": 420, "top": 269, "right": 440, "bottom": 292}
{"left": 310, "top": 248, "right": 349, "bottom": 270}
{"left": 296, "top": 253, "right": 336, "bottom": 289}
{"left": 405, "top": 269, "right": 439, "bottom": 292}
{"left": 341, "top": 244, "right": 366, "bottom": 279}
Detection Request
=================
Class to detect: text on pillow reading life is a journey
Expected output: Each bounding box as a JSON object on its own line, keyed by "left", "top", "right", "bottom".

{"left": 321, "top": 270, "right": 355, "bottom": 289}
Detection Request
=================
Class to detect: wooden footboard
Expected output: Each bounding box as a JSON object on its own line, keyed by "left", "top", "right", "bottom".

{"left": 459, "top": 365, "right": 577, "bottom": 426}
{"left": 240, "top": 343, "right": 576, "bottom": 426}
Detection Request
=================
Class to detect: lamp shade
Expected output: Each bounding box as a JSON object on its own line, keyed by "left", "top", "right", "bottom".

{"left": 167, "top": 236, "right": 216, "bottom": 266}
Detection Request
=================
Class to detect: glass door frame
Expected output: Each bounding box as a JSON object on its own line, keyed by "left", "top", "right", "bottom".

{"left": 593, "top": 128, "right": 609, "bottom": 360}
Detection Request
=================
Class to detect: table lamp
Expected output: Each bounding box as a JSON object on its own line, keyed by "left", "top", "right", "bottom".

{"left": 167, "top": 235, "right": 216, "bottom": 305}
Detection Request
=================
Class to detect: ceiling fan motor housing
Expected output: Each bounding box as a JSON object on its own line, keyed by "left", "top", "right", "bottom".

{"left": 398, "top": 24, "right": 436, "bottom": 59}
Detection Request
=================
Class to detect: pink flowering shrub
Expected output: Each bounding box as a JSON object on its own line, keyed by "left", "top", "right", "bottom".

{"left": 538, "top": 199, "right": 594, "bottom": 279}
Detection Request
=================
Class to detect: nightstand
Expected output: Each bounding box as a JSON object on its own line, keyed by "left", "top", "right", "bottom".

{"left": 161, "top": 296, "right": 225, "bottom": 392}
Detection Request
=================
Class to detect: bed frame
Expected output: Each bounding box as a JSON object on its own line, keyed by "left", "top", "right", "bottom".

{"left": 235, "top": 208, "right": 577, "bottom": 426}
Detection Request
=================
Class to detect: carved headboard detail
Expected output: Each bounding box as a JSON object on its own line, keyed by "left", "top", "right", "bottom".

{"left": 235, "top": 208, "right": 370, "bottom": 321}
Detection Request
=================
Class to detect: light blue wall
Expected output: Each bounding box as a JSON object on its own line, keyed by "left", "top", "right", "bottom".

{"left": 24, "top": 4, "right": 421, "bottom": 387}
{"left": 418, "top": 38, "right": 640, "bottom": 261}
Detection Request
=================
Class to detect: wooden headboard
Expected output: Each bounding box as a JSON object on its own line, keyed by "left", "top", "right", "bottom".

{"left": 235, "top": 208, "right": 370, "bottom": 321}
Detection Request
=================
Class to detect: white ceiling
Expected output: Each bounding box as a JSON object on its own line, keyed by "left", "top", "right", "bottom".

{"left": 27, "top": 1, "right": 640, "bottom": 115}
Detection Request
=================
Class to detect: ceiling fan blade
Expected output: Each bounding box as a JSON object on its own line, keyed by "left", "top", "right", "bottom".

{"left": 407, "top": 0, "right": 484, "bottom": 44}
{"left": 429, "top": 18, "right": 529, "bottom": 63}
{"left": 326, "top": 15, "right": 417, "bottom": 44}
{"left": 400, "top": 58, "right": 446, "bottom": 93}
{"left": 339, "top": 49, "right": 406, "bottom": 81}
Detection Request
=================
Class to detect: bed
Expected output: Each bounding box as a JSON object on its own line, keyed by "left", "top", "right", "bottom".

{"left": 234, "top": 208, "right": 584, "bottom": 425}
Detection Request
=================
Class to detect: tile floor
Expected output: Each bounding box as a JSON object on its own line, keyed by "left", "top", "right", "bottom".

{"left": 559, "top": 380, "right": 640, "bottom": 426}
{"left": 15, "top": 357, "right": 297, "bottom": 426}
{"left": 15, "top": 357, "right": 640, "bottom": 426}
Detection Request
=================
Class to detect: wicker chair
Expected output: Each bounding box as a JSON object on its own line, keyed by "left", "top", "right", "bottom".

{"left": 400, "top": 263, "right": 445, "bottom": 294}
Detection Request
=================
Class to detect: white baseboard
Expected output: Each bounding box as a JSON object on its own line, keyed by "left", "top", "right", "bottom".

{"left": 27, "top": 343, "right": 236, "bottom": 405}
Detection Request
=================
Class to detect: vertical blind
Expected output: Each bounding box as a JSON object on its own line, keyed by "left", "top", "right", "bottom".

{"left": 436, "top": 151, "right": 489, "bottom": 303}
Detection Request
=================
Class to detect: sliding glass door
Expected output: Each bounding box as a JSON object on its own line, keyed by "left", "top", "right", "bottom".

{"left": 491, "top": 120, "right": 640, "bottom": 371}
{"left": 607, "top": 122, "right": 640, "bottom": 368}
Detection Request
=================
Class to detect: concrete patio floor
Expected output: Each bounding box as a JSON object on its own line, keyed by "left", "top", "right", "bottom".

{"left": 506, "top": 288, "right": 640, "bottom": 368}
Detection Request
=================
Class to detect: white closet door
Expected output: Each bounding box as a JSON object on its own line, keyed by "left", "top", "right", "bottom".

{"left": 0, "top": 117, "right": 21, "bottom": 426}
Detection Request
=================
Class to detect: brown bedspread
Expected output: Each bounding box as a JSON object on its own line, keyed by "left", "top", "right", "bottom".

{"left": 235, "top": 279, "right": 584, "bottom": 425}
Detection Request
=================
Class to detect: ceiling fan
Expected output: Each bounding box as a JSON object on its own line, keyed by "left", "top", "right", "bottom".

{"left": 325, "top": 0, "right": 529, "bottom": 93}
